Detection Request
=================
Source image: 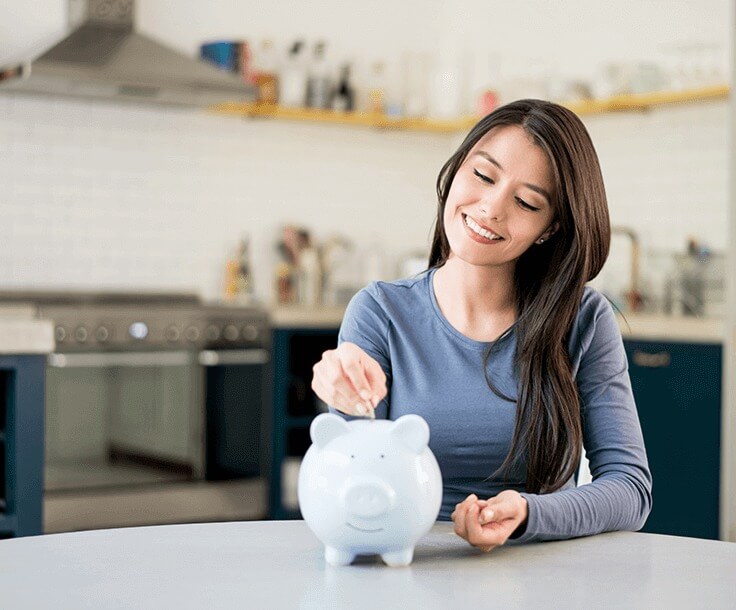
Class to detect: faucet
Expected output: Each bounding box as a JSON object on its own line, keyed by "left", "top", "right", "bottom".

{"left": 611, "top": 226, "right": 642, "bottom": 312}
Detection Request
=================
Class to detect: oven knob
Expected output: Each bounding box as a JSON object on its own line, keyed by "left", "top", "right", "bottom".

{"left": 185, "top": 326, "right": 200, "bottom": 342}
{"left": 165, "top": 326, "right": 181, "bottom": 342}
{"left": 242, "top": 324, "right": 259, "bottom": 341}
{"left": 95, "top": 326, "right": 110, "bottom": 343}
{"left": 223, "top": 324, "right": 239, "bottom": 341}
{"left": 205, "top": 325, "right": 221, "bottom": 341}
{"left": 54, "top": 326, "right": 67, "bottom": 343}
{"left": 75, "top": 326, "right": 89, "bottom": 343}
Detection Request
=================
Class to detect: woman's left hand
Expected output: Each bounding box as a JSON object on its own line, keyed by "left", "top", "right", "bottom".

{"left": 450, "top": 490, "right": 529, "bottom": 552}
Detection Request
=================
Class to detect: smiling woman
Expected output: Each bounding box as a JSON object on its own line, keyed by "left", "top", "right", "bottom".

{"left": 442, "top": 125, "right": 558, "bottom": 267}
{"left": 311, "top": 99, "right": 651, "bottom": 554}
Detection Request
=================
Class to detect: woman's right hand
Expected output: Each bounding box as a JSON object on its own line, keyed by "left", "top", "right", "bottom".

{"left": 311, "top": 342, "right": 387, "bottom": 416}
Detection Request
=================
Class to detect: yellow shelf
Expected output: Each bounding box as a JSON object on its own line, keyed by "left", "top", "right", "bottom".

{"left": 210, "top": 102, "right": 472, "bottom": 133}
{"left": 566, "top": 84, "right": 729, "bottom": 115}
{"left": 210, "top": 85, "right": 730, "bottom": 134}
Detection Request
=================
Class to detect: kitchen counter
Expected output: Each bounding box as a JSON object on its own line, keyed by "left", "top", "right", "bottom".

{"left": 0, "top": 318, "right": 54, "bottom": 354}
{"left": 270, "top": 305, "right": 346, "bottom": 328}
{"left": 269, "top": 305, "right": 724, "bottom": 343}
{"left": 0, "top": 521, "right": 734, "bottom": 608}
{"left": 616, "top": 312, "right": 723, "bottom": 343}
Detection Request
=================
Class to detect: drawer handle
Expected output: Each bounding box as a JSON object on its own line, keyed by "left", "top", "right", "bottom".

{"left": 632, "top": 350, "right": 671, "bottom": 368}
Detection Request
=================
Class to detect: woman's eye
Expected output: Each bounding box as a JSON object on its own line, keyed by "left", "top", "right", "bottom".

{"left": 516, "top": 197, "right": 540, "bottom": 212}
{"left": 473, "top": 168, "right": 494, "bottom": 184}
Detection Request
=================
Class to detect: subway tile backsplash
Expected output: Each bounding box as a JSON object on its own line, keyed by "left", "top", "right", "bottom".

{"left": 0, "top": 93, "right": 728, "bottom": 305}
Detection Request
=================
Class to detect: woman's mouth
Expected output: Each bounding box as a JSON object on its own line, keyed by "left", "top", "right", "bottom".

{"left": 462, "top": 214, "right": 504, "bottom": 245}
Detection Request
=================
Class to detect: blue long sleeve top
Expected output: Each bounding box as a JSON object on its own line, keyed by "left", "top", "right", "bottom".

{"left": 333, "top": 268, "right": 653, "bottom": 544}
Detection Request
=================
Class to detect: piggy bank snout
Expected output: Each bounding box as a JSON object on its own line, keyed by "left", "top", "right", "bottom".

{"left": 342, "top": 480, "right": 395, "bottom": 518}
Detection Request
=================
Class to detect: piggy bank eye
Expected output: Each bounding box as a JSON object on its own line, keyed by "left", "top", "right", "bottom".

{"left": 380, "top": 454, "right": 385, "bottom": 458}
{"left": 350, "top": 454, "right": 355, "bottom": 459}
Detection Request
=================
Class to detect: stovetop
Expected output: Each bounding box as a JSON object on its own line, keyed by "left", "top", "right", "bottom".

{"left": 0, "top": 290, "right": 269, "bottom": 352}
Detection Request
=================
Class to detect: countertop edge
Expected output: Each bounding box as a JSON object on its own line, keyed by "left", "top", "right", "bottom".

{"left": 269, "top": 307, "right": 725, "bottom": 343}
{"left": 0, "top": 319, "right": 55, "bottom": 355}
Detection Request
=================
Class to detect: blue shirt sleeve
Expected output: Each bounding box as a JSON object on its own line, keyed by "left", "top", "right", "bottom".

{"left": 512, "top": 294, "right": 653, "bottom": 543}
{"left": 330, "top": 284, "right": 392, "bottom": 420}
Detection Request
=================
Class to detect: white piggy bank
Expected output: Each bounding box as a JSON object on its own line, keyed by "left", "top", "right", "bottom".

{"left": 297, "top": 413, "right": 442, "bottom": 567}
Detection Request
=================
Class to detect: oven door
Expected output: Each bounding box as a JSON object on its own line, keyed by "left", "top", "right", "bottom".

{"left": 199, "top": 348, "right": 270, "bottom": 480}
{"left": 46, "top": 350, "right": 204, "bottom": 481}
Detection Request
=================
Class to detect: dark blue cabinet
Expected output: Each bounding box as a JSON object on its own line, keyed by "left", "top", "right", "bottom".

{"left": 624, "top": 340, "right": 721, "bottom": 540}
{"left": 0, "top": 355, "right": 46, "bottom": 538}
{"left": 270, "top": 328, "right": 339, "bottom": 519}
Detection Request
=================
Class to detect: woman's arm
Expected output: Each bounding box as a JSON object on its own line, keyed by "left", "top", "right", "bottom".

{"left": 511, "top": 293, "right": 653, "bottom": 544}
{"left": 327, "top": 284, "right": 393, "bottom": 420}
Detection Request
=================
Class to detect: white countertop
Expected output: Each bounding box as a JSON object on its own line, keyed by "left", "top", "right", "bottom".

{"left": 270, "top": 305, "right": 347, "bottom": 329}
{"left": 0, "top": 315, "right": 55, "bottom": 355}
{"left": 0, "top": 521, "right": 734, "bottom": 608}
{"left": 270, "top": 305, "right": 724, "bottom": 343}
{"left": 617, "top": 312, "right": 723, "bottom": 343}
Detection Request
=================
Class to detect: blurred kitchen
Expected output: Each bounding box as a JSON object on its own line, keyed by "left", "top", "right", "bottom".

{"left": 0, "top": 0, "right": 735, "bottom": 543}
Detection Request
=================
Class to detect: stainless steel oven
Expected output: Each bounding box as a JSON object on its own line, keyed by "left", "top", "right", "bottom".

{"left": 0, "top": 292, "right": 270, "bottom": 494}
{"left": 200, "top": 305, "right": 271, "bottom": 482}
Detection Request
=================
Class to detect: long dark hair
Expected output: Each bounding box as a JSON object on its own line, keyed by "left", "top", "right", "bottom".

{"left": 429, "top": 99, "right": 610, "bottom": 494}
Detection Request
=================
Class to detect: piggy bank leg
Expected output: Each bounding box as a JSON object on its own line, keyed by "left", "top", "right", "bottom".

{"left": 381, "top": 547, "right": 414, "bottom": 567}
{"left": 324, "top": 546, "right": 356, "bottom": 566}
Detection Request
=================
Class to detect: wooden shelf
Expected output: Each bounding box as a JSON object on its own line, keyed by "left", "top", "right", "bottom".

{"left": 210, "top": 84, "right": 730, "bottom": 133}
{"left": 566, "top": 84, "right": 729, "bottom": 115}
{"left": 210, "top": 102, "right": 472, "bottom": 133}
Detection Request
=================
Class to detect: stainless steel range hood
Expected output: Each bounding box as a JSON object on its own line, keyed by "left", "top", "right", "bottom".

{"left": 0, "top": 0, "right": 256, "bottom": 107}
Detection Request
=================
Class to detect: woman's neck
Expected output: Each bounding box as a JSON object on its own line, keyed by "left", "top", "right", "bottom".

{"left": 432, "top": 256, "right": 517, "bottom": 341}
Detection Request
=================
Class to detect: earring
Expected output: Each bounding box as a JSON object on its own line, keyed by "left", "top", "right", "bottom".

{"left": 537, "top": 238, "right": 545, "bottom": 244}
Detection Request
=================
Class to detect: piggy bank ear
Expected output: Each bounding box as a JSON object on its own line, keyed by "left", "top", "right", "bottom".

{"left": 310, "top": 413, "right": 350, "bottom": 448}
{"left": 391, "top": 414, "right": 429, "bottom": 453}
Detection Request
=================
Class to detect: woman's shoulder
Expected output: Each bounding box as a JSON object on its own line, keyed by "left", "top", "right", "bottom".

{"left": 351, "top": 270, "right": 432, "bottom": 313}
{"left": 578, "top": 284, "right": 616, "bottom": 322}
{"left": 569, "top": 285, "right": 621, "bottom": 357}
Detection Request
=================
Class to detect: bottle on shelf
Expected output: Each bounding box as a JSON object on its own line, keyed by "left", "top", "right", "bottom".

{"left": 224, "top": 237, "right": 254, "bottom": 303}
{"left": 297, "top": 242, "right": 322, "bottom": 307}
{"left": 254, "top": 39, "right": 279, "bottom": 105}
{"left": 427, "top": 45, "right": 465, "bottom": 119}
{"left": 279, "top": 40, "right": 308, "bottom": 108}
{"left": 367, "top": 61, "right": 387, "bottom": 114}
{"left": 236, "top": 41, "right": 258, "bottom": 86}
{"left": 306, "top": 41, "right": 332, "bottom": 110}
{"left": 468, "top": 50, "right": 500, "bottom": 117}
{"left": 331, "top": 63, "right": 355, "bottom": 112}
{"left": 401, "top": 51, "right": 429, "bottom": 118}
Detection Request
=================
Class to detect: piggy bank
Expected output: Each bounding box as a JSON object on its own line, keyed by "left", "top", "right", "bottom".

{"left": 297, "top": 413, "right": 442, "bottom": 567}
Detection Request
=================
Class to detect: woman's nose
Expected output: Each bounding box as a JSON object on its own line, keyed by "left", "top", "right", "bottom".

{"left": 479, "top": 190, "right": 508, "bottom": 222}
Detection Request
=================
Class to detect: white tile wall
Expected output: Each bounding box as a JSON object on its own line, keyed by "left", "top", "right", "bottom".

{"left": 0, "top": 92, "right": 728, "bottom": 303}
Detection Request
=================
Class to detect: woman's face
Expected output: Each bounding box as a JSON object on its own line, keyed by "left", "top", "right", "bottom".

{"left": 443, "top": 125, "right": 559, "bottom": 269}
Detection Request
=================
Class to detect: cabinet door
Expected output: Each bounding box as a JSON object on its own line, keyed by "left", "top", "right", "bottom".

{"left": 624, "top": 340, "right": 721, "bottom": 539}
{"left": 205, "top": 361, "right": 268, "bottom": 479}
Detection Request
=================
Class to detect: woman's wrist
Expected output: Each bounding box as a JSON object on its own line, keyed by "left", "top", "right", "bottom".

{"left": 509, "top": 497, "right": 529, "bottom": 539}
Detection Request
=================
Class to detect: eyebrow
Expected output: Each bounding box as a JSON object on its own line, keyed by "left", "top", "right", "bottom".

{"left": 473, "top": 151, "right": 552, "bottom": 203}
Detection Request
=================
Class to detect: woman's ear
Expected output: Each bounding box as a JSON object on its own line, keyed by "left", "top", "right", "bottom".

{"left": 536, "top": 221, "right": 560, "bottom": 245}
{"left": 546, "top": 221, "right": 560, "bottom": 238}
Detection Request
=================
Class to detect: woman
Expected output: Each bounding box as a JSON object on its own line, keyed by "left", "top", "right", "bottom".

{"left": 311, "top": 99, "right": 652, "bottom": 552}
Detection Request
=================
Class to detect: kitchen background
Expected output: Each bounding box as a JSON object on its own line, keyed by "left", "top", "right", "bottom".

{"left": 1, "top": 0, "right": 734, "bottom": 542}
{"left": 1, "top": 0, "right": 730, "bottom": 306}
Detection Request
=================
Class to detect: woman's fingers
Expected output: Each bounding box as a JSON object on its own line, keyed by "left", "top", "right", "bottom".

{"left": 340, "top": 343, "right": 386, "bottom": 407}
{"left": 465, "top": 504, "right": 504, "bottom": 551}
{"left": 479, "top": 491, "right": 526, "bottom": 525}
{"left": 311, "top": 377, "right": 359, "bottom": 414}
{"left": 312, "top": 355, "right": 364, "bottom": 414}
{"left": 363, "top": 357, "right": 388, "bottom": 406}
{"left": 479, "top": 501, "right": 514, "bottom": 525}
{"left": 311, "top": 343, "right": 384, "bottom": 416}
{"left": 452, "top": 494, "right": 478, "bottom": 540}
{"left": 464, "top": 503, "right": 487, "bottom": 547}
{"left": 340, "top": 356, "right": 375, "bottom": 406}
